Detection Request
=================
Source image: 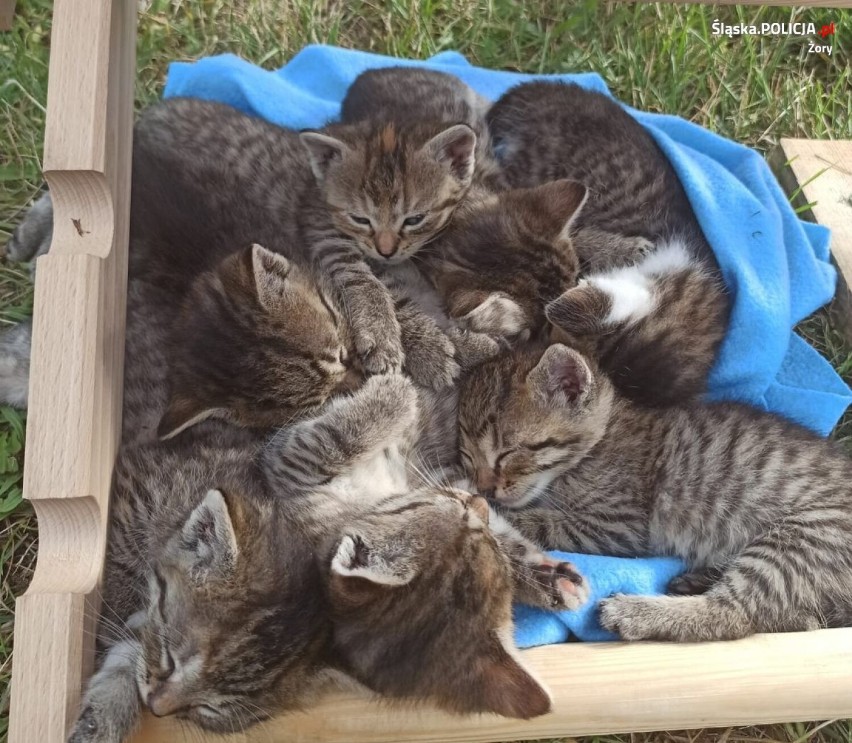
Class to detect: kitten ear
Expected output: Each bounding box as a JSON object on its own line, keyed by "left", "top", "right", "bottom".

{"left": 527, "top": 344, "right": 593, "bottom": 407}
{"left": 472, "top": 631, "right": 552, "bottom": 719}
{"left": 177, "top": 489, "right": 239, "bottom": 582}
{"left": 509, "top": 179, "right": 588, "bottom": 240}
{"left": 424, "top": 124, "right": 477, "bottom": 184}
{"left": 158, "top": 392, "right": 227, "bottom": 440}
{"left": 250, "top": 243, "right": 293, "bottom": 310}
{"left": 300, "top": 132, "right": 349, "bottom": 182}
{"left": 329, "top": 534, "right": 416, "bottom": 601}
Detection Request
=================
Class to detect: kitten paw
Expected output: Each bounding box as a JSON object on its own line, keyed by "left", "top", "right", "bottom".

{"left": 354, "top": 332, "right": 405, "bottom": 376}
{"left": 446, "top": 327, "right": 501, "bottom": 370}
{"left": 458, "top": 293, "right": 528, "bottom": 340}
{"left": 599, "top": 594, "right": 667, "bottom": 641}
{"left": 632, "top": 236, "right": 655, "bottom": 259}
{"left": 403, "top": 324, "right": 460, "bottom": 390}
{"left": 67, "top": 705, "right": 120, "bottom": 743}
{"left": 357, "top": 373, "right": 419, "bottom": 431}
{"left": 529, "top": 557, "right": 590, "bottom": 611}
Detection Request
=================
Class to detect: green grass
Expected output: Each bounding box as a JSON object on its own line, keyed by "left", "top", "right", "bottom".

{"left": 1, "top": 1, "right": 851, "bottom": 742}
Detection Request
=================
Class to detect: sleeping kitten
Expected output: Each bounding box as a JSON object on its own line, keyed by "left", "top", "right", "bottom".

{"left": 66, "top": 425, "right": 333, "bottom": 743}
{"left": 459, "top": 342, "right": 852, "bottom": 642}
{"left": 136, "top": 96, "right": 410, "bottom": 375}
{"left": 264, "top": 371, "right": 589, "bottom": 716}
{"left": 545, "top": 238, "right": 728, "bottom": 407}
{"left": 421, "top": 178, "right": 586, "bottom": 339}
{"left": 479, "top": 81, "right": 729, "bottom": 401}
{"left": 487, "top": 80, "right": 716, "bottom": 272}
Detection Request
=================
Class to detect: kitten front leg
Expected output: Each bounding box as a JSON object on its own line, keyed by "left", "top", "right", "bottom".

{"left": 599, "top": 594, "right": 755, "bottom": 642}
{"left": 393, "top": 294, "right": 460, "bottom": 389}
{"left": 6, "top": 189, "right": 53, "bottom": 267}
{"left": 264, "top": 373, "right": 418, "bottom": 493}
{"left": 67, "top": 639, "right": 143, "bottom": 743}
{"left": 313, "top": 235, "right": 404, "bottom": 375}
{"left": 571, "top": 227, "right": 653, "bottom": 273}
{"left": 457, "top": 292, "right": 529, "bottom": 341}
{"left": 445, "top": 327, "right": 501, "bottom": 370}
{"left": 602, "top": 529, "right": 826, "bottom": 641}
{"left": 0, "top": 319, "right": 32, "bottom": 408}
{"left": 490, "top": 510, "right": 589, "bottom": 611}
{"left": 346, "top": 271, "right": 405, "bottom": 375}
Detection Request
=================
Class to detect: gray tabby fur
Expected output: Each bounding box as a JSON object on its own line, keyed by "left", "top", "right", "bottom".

{"left": 461, "top": 343, "right": 852, "bottom": 642}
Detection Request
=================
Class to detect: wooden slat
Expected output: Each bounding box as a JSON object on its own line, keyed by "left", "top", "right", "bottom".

{"left": 773, "top": 139, "right": 852, "bottom": 340}
{"left": 8, "top": 0, "right": 136, "bottom": 741}
{"left": 133, "top": 628, "right": 852, "bottom": 743}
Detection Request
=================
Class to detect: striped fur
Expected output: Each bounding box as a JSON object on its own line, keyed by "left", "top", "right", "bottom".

{"left": 546, "top": 237, "right": 729, "bottom": 407}
{"left": 66, "top": 424, "right": 333, "bottom": 742}
{"left": 461, "top": 343, "right": 852, "bottom": 642}
{"left": 262, "top": 372, "right": 586, "bottom": 716}
{"left": 135, "top": 97, "right": 405, "bottom": 378}
{"left": 487, "top": 81, "right": 717, "bottom": 272}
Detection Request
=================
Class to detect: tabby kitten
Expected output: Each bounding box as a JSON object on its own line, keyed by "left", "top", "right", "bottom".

{"left": 157, "top": 243, "right": 359, "bottom": 438}
{"left": 264, "top": 372, "right": 589, "bottom": 716}
{"left": 136, "top": 97, "right": 407, "bottom": 376}
{"left": 460, "top": 342, "right": 852, "bottom": 642}
{"left": 487, "top": 81, "right": 716, "bottom": 272}
{"left": 480, "top": 81, "right": 730, "bottom": 401}
{"left": 421, "top": 178, "right": 587, "bottom": 339}
{"left": 545, "top": 238, "right": 728, "bottom": 407}
{"left": 67, "top": 425, "right": 332, "bottom": 743}
{"left": 300, "top": 67, "right": 494, "bottom": 265}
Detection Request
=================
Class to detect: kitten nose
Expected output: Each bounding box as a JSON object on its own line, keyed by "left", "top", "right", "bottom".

{"left": 475, "top": 468, "right": 497, "bottom": 494}
{"left": 147, "top": 689, "right": 183, "bottom": 718}
{"left": 375, "top": 231, "right": 399, "bottom": 258}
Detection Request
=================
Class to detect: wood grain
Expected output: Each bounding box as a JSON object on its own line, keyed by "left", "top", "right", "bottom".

{"left": 133, "top": 628, "right": 852, "bottom": 743}
{"left": 774, "top": 139, "right": 852, "bottom": 340}
{"left": 8, "top": 0, "right": 136, "bottom": 741}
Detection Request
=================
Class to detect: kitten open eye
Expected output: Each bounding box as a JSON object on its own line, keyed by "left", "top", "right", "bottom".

{"left": 348, "top": 214, "right": 372, "bottom": 226}
{"left": 402, "top": 214, "right": 425, "bottom": 227}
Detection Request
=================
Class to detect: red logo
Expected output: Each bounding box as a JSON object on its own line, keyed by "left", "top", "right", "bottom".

{"left": 818, "top": 22, "right": 835, "bottom": 38}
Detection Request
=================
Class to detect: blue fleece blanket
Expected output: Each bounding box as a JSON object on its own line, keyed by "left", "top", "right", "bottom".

{"left": 164, "top": 45, "right": 852, "bottom": 646}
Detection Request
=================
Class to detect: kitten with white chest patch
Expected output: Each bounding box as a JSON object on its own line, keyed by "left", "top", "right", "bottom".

{"left": 263, "top": 372, "right": 590, "bottom": 715}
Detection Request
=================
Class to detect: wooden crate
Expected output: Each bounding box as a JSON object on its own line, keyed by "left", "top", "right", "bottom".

{"left": 8, "top": 1, "right": 852, "bottom": 742}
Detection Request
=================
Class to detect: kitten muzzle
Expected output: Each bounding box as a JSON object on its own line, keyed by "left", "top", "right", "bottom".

{"left": 375, "top": 230, "right": 400, "bottom": 258}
